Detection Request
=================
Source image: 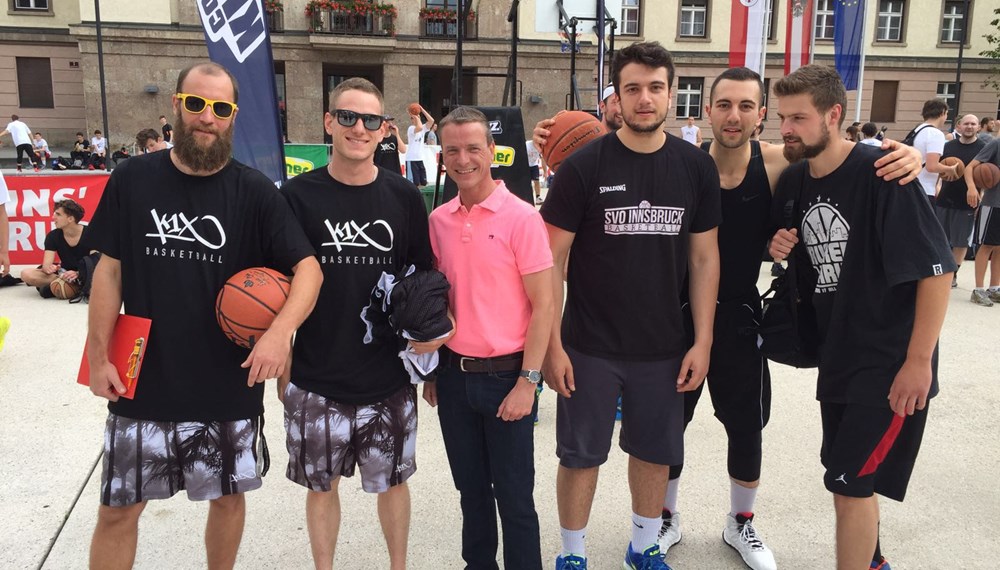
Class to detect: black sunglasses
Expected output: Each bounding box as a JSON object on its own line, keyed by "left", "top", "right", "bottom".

{"left": 176, "top": 93, "right": 238, "bottom": 119}
{"left": 333, "top": 109, "right": 386, "bottom": 131}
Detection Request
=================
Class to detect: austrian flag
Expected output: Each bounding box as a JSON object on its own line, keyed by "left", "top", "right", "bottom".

{"left": 785, "top": 0, "right": 814, "bottom": 74}
{"left": 729, "top": 0, "right": 769, "bottom": 75}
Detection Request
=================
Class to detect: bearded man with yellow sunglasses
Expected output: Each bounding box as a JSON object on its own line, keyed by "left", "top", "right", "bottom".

{"left": 84, "top": 61, "right": 322, "bottom": 569}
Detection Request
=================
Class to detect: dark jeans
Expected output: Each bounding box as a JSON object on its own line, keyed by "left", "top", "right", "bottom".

{"left": 15, "top": 143, "right": 39, "bottom": 167}
{"left": 436, "top": 366, "right": 541, "bottom": 570}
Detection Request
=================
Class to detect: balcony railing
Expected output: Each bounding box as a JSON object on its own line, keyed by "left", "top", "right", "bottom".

{"left": 422, "top": 17, "right": 477, "bottom": 39}
{"left": 267, "top": 11, "right": 284, "bottom": 33}
{"left": 309, "top": 7, "right": 396, "bottom": 36}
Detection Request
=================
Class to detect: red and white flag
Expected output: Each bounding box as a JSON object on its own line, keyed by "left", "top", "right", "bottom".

{"left": 729, "top": 0, "right": 769, "bottom": 75}
{"left": 785, "top": 0, "right": 814, "bottom": 74}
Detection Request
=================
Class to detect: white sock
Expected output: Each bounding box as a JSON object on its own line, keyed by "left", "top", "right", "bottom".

{"left": 730, "top": 481, "right": 758, "bottom": 516}
{"left": 560, "top": 526, "right": 586, "bottom": 557}
{"left": 975, "top": 287, "right": 987, "bottom": 292}
{"left": 990, "top": 286, "right": 1000, "bottom": 292}
{"left": 631, "top": 513, "right": 661, "bottom": 552}
{"left": 663, "top": 478, "right": 680, "bottom": 514}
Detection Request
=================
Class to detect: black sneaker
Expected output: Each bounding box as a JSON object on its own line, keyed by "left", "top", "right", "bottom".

{"left": 37, "top": 285, "right": 56, "bottom": 299}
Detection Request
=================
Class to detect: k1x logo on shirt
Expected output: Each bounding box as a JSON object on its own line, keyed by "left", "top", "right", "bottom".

{"left": 146, "top": 209, "right": 227, "bottom": 250}
{"left": 323, "top": 219, "right": 395, "bottom": 252}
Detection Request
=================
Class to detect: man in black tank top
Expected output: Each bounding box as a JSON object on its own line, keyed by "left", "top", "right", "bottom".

{"left": 659, "top": 68, "right": 925, "bottom": 570}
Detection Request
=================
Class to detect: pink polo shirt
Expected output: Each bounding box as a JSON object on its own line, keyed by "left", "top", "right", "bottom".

{"left": 429, "top": 181, "right": 553, "bottom": 358}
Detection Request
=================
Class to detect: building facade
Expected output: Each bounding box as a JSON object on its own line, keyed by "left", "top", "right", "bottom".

{"left": 2, "top": 0, "right": 997, "bottom": 148}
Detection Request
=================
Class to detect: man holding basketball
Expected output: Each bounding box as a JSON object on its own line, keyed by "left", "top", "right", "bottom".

{"left": 279, "top": 77, "right": 436, "bottom": 570}
{"left": 86, "top": 62, "right": 322, "bottom": 570}
{"left": 963, "top": 137, "right": 1000, "bottom": 305}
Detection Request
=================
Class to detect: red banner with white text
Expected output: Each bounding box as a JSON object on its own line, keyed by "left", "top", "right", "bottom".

{"left": 3, "top": 174, "right": 109, "bottom": 265}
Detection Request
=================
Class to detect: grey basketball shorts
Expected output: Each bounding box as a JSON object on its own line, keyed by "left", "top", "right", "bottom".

{"left": 99, "top": 413, "right": 264, "bottom": 507}
{"left": 556, "top": 346, "right": 685, "bottom": 468}
{"left": 283, "top": 383, "right": 417, "bottom": 493}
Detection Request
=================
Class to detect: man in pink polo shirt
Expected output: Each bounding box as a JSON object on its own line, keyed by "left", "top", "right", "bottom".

{"left": 422, "top": 106, "right": 554, "bottom": 570}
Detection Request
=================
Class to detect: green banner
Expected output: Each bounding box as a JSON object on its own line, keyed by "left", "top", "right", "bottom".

{"left": 284, "top": 144, "right": 329, "bottom": 178}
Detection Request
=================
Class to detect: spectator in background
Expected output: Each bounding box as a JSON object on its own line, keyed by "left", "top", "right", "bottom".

{"left": 935, "top": 114, "right": 984, "bottom": 288}
{"left": 32, "top": 132, "right": 51, "bottom": 169}
{"left": 136, "top": 128, "right": 172, "bottom": 153}
{"left": 160, "top": 115, "right": 173, "bottom": 143}
{"left": 680, "top": 116, "right": 702, "bottom": 145}
{"left": 0, "top": 114, "right": 40, "bottom": 172}
{"left": 913, "top": 99, "right": 958, "bottom": 202}
{"left": 425, "top": 123, "right": 438, "bottom": 146}
{"left": 71, "top": 132, "right": 91, "bottom": 168}
{"left": 374, "top": 118, "right": 407, "bottom": 176}
{"left": 89, "top": 129, "right": 107, "bottom": 170}
{"left": 19, "top": 199, "right": 94, "bottom": 298}
{"left": 845, "top": 124, "right": 860, "bottom": 142}
{"left": 979, "top": 116, "right": 996, "bottom": 143}
{"left": 859, "top": 122, "right": 881, "bottom": 146}
{"left": 406, "top": 104, "right": 435, "bottom": 187}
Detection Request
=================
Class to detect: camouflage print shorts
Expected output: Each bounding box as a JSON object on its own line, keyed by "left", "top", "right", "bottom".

{"left": 99, "top": 413, "right": 264, "bottom": 507}
{"left": 283, "top": 383, "right": 417, "bottom": 493}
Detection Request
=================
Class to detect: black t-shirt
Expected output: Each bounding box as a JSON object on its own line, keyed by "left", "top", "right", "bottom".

{"left": 44, "top": 226, "right": 93, "bottom": 270}
{"left": 87, "top": 151, "right": 315, "bottom": 422}
{"left": 541, "top": 133, "right": 722, "bottom": 360}
{"left": 281, "top": 166, "right": 432, "bottom": 405}
{"left": 162, "top": 123, "right": 173, "bottom": 143}
{"left": 774, "top": 144, "right": 956, "bottom": 407}
{"left": 374, "top": 134, "right": 403, "bottom": 174}
{"left": 936, "top": 138, "right": 986, "bottom": 210}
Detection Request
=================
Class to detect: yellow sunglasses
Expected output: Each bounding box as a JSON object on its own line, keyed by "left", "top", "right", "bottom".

{"left": 176, "top": 93, "right": 238, "bottom": 119}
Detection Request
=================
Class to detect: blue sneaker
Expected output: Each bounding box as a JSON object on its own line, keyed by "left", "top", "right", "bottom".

{"left": 616, "top": 395, "right": 623, "bottom": 421}
{"left": 623, "top": 543, "right": 672, "bottom": 569}
{"left": 556, "top": 553, "right": 587, "bottom": 569}
{"left": 871, "top": 557, "right": 891, "bottom": 570}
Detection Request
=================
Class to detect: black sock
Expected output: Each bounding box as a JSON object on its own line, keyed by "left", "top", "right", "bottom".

{"left": 872, "top": 536, "right": 882, "bottom": 564}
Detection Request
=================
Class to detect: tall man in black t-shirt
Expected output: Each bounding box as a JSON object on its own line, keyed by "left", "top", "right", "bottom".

{"left": 541, "top": 42, "right": 721, "bottom": 570}
{"left": 769, "top": 65, "right": 953, "bottom": 570}
{"left": 935, "top": 114, "right": 985, "bottom": 284}
{"left": 86, "top": 62, "right": 322, "bottom": 570}
{"left": 658, "top": 68, "right": 923, "bottom": 570}
{"left": 279, "top": 78, "right": 436, "bottom": 570}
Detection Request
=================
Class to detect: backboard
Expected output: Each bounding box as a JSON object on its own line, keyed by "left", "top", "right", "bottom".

{"left": 534, "top": 0, "right": 623, "bottom": 34}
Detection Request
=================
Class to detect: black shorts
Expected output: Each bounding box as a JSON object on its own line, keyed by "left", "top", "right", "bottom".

{"left": 975, "top": 206, "right": 1000, "bottom": 246}
{"left": 529, "top": 165, "right": 540, "bottom": 180}
{"left": 556, "top": 346, "right": 684, "bottom": 468}
{"left": 820, "top": 402, "right": 928, "bottom": 502}
{"left": 684, "top": 301, "right": 771, "bottom": 430}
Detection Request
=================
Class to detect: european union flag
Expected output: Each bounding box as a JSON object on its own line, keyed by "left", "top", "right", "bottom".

{"left": 833, "top": 0, "right": 865, "bottom": 90}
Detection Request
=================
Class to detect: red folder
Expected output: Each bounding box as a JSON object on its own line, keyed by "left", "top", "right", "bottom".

{"left": 77, "top": 314, "right": 152, "bottom": 400}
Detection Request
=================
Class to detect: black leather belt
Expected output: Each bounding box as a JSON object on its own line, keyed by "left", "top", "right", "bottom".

{"left": 446, "top": 349, "right": 524, "bottom": 373}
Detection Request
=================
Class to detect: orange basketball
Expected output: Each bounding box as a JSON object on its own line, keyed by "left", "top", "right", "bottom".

{"left": 542, "top": 110, "right": 607, "bottom": 172}
{"left": 216, "top": 267, "right": 291, "bottom": 349}
{"left": 973, "top": 162, "right": 1000, "bottom": 190}
{"left": 407, "top": 103, "right": 421, "bottom": 116}
{"left": 50, "top": 277, "right": 81, "bottom": 300}
{"left": 940, "top": 156, "right": 965, "bottom": 180}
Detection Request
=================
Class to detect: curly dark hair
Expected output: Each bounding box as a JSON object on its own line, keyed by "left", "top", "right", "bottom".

{"left": 55, "top": 199, "right": 85, "bottom": 223}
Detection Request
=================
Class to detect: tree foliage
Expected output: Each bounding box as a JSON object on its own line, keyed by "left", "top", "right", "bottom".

{"left": 982, "top": 7, "right": 1000, "bottom": 92}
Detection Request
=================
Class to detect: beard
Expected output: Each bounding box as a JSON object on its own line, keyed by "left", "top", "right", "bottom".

{"left": 172, "top": 111, "right": 234, "bottom": 172}
{"left": 623, "top": 109, "right": 666, "bottom": 134}
{"left": 782, "top": 122, "right": 831, "bottom": 162}
{"left": 605, "top": 114, "right": 623, "bottom": 132}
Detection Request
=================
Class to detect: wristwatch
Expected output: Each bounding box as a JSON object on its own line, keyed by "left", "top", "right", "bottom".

{"left": 519, "top": 369, "right": 542, "bottom": 384}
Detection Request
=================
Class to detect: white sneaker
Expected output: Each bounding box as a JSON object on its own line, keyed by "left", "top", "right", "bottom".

{"left": 656, "top": 510, "right": 682, "bottom": 554}
{"left": 723, "top": 513, "right": 776, "bottom": 570}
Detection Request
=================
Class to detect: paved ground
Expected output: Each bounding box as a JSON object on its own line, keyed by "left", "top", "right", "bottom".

{"left": 0, "top": 262, "right": 997, "bottom": 569}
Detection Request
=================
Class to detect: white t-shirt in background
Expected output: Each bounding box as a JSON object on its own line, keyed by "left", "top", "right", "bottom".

{"left": 5, "top": 120, "right": 32, "bottom": 146}
{"left": 913, "top": 123, "right": 946, "bottom": 196}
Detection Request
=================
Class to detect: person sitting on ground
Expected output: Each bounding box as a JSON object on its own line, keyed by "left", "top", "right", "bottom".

{"left": 70, "top": 132, "right": 91, "bottom": 168}
{"left": 136, "top": 128, "right": 172, "bottom": 153}
{"left": 19, "top": 199, "right": 95, "bottom": 298}
{"left": 89, "top": 129, "right": 107, "bottom": 170}
{"left": 32, "top": 132, "right": 51, "bottom": 168}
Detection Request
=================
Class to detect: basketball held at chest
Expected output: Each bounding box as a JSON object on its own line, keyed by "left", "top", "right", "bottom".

{"left": 940, "top": 156, "right": 965, "bottom": 180}
{"left": 216, "top": 267, "right": 291, "bottom": 349}
{"left": 972, "top": 162, "right": 1000, "bottom": 190}
{"left": 542, "top": 110, "right": 607, "bottom": 172}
